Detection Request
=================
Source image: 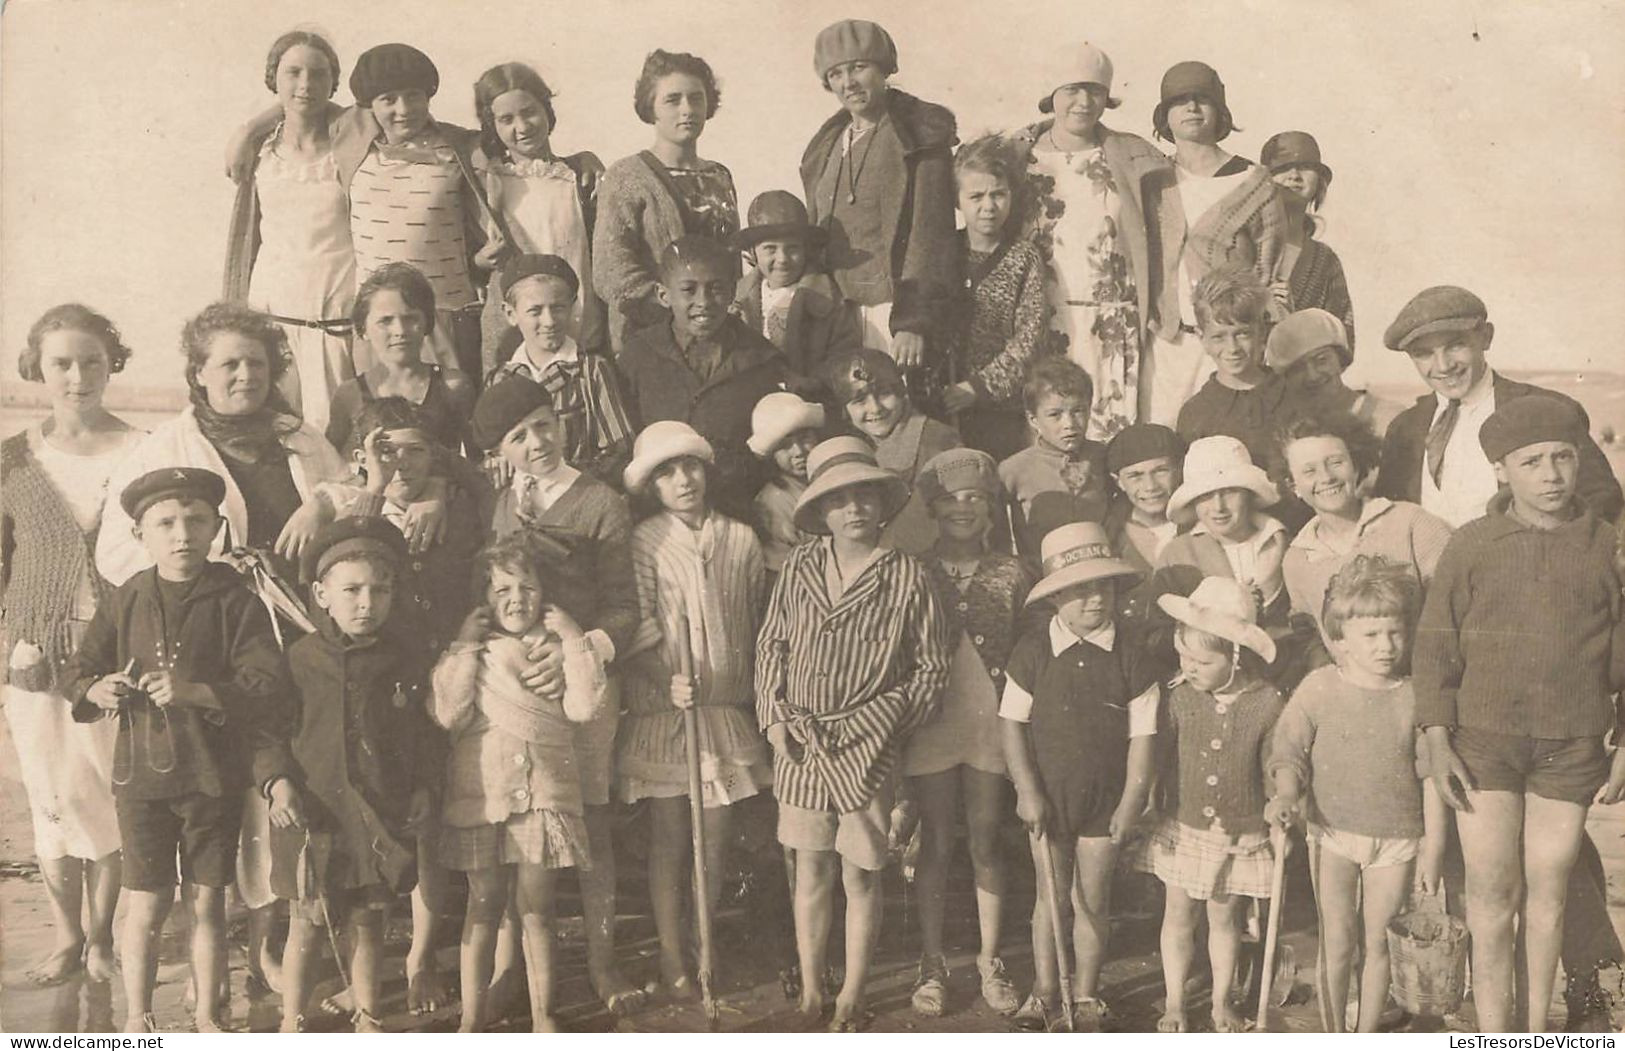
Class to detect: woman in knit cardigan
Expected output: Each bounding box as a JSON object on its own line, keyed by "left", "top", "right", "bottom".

{"left": 593, "top": 49, "right": 739, "bottom": 353}
{"left": 2, "top": 305, "right": 143, "bottom": 986}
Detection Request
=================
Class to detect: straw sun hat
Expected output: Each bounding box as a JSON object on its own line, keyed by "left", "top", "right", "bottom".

{"left": 792, "top": 436, "right": 910, "bottom": 535}
{"left": 1164, "top": 435, "right": 1279, "bottom": 526}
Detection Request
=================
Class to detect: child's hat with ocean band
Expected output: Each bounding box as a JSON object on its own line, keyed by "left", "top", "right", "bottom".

{"left": 301, "top": 515, "right": 409, "bottom": 585}
{"left": 470, "top": 375, "right": 549, "bottom": 451}
{"left": 624, "top": 420, "right": 715, "bottom": 494}
{"left": 1266, "top": 308, "right": 1350, "bottom": 372}
{"left": 1025, "top": 522, "right": 1140, "bottom": 607}
{"left": 1036, "top": 42, "right": 1120, "bottom": 112}
{"left": 1478, "top": 395, "right": 1587, "bottom": 464}
{"left": 916, "top": 447, "right": 1000, "bottom": 506}
{"left": 735, "top": 191, "right": 827, "bottom": 251}
{"left": 793, "top": 436, "right": 911, "bottom": 535}
{"left": 121, "top": 467, "right": 226, "bottom": 520}
{"left": 349, "top": 43, "right": 439, "bottom": 107}
{"left": 1157, "top": 577, "right": 1276, "bottom": 663}
{"left": 748, "top": 391, "right": 826, "bottom": 458}
{"left": 501, "top": 254, "right": 579, "bottom": 301}
{"left": 825, "top": 347, "right": 905, "bottom": 406}
{"left": 814, "top": 19, "right": 898, "bottom": 82}
{"left": 1165, "top": 435, "right": 1280, "bottom": 527}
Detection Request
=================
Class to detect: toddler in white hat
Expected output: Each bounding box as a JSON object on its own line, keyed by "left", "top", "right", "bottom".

{"left": 746, "top": 391, "right": 828, "bottom": 576}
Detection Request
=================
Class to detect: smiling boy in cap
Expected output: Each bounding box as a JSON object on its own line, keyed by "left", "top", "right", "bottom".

{"left": 1415, "top": 395, "right": 1625, "bottom": 1033}
{"left": 1374, "top": 285, "right": 1622, "bottom": 527}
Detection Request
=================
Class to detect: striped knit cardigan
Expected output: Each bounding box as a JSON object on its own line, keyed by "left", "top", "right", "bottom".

{"left": 755, "top": 542, "right": 952, "bottom": 812}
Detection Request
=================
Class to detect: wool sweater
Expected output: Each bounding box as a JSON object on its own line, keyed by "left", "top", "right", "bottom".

{"left": 593, "top": 153, "right": 738, "bottom": 351}
{"left": 63, "top": 563, "right": 292, "bottom": 801}
{"left": 999, "top": 440, "right": 1111, "bottom": 564}
{"left": 801, "top": 89, "right": 960, "bottom": 340}
{"left": 1155, "top": 677, "right": 1283, "bottom": 837}
{"left": 1269, "top": 666, "right": 1423, "bottom": 838}
{"left": 1175, "top": 372, "right": 1292, "bottom": 472}
{"left": 1283, "top": 498, "right": 1451, "bottom": 638}
{"left": 953, "top": 235, "right": 1049, "bottom": 409}
{"left": 1413, "top": 492, "right": 1622, "bottom": 737}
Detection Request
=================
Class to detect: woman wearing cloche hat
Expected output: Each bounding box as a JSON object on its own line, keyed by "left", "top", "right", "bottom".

{"left": 1004, "top": 41, "right": 1169, "bottom": 439}
{"left": 1142, "top": 60, "right": 1290, "bottom": 430}
{"left": 1261, "top": 130, "right": 1356, "bottom": 355}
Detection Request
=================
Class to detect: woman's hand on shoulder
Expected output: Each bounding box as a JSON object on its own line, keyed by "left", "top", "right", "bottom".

{"left": 572, "top": 152, "right": 606, "bottom": 197}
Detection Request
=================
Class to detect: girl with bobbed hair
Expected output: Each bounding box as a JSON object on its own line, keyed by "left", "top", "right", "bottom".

{"left": 3, "top": 303, "right": 143, "bottom": 988}
{"left": 593, "top": 49, "right": 738, "bottom": 352}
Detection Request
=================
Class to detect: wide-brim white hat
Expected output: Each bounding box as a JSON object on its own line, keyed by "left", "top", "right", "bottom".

{"left": 1157, "top": 577, "right": 1276, "bottom": 663}
{"left": 793, "top": 436, "right": 910, "bottom": 535}
{"left": 1025, "top": 522, "right": 1141, "bottom": 607}
{"left": 747, "top": 391, "right": 826, "bottom": 458}
{"left": 623, "top": 420, "right": 714, "bottom": 493}
{"left": 1166, "top": 435, "right": 1279, "bottom": 526}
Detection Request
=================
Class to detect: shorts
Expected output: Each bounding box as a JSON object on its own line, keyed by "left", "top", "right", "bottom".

{"left": 777, "top": 786, "right": 893, "bottom": 872}
{"left": 1451, "top": 728, "right": 1608, "bottom": 805}
{"left": 117, "top": 791, "right": 243, "bottom": 891}
{"left": 291, "top": 883, "right": 395, "bottom": 927}
{"left": 1310, "top": 823, "right": 1419, "bottom": 870}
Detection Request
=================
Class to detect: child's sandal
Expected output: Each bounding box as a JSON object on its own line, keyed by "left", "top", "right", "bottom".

{"left": 1012, "top": 994, "right": 1058, "bottom": 1032}
{"left": 353, "top": 1008, "right": 384, "bottom": 1034}
{"left": 977, "top": 957, "right": 1021, "bottom": 1015}
{"left": 1071, "top": 997, "right": 1111, "bottom": 1032}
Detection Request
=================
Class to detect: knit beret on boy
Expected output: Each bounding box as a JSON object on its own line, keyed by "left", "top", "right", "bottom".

{"left": 825, "top": 347, "right": 905, "bottom": 405}
{"left": 814, "top": 19, "right": 898, "bottom": 81}
{"left": 1106, "top": 424, "right": 1186, "bottom": 474}
{"left": 120, "top": 467, "right": 226, "bottom": 521}
{"left": 1478, "top": 395, "right": 1586, "bottom": 463}
{"left": 301, "top": 515, "right": 408, "bottom": 585}
{"left": 471, "top": 375, "right": 550, "bottom": 451}
{"left": 500, "top": 254, "right": 579, "bottom": 301}
{"left": 349, "top": 43, "right": 439, "bottom": 107}
{"left": 1383, "top": 285, "right": 1488, "bottom": 352}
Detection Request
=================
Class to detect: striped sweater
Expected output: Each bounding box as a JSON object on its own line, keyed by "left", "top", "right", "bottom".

{"left": 755, "top": 542, "right": 952, "bottom": 812}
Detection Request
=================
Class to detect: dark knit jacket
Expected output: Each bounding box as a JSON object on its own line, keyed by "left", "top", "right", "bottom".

{"left": 800, "top": 89, "right": 960, "bottom": 340}
{"left": 0, "top": 432, "right": 113, "bottom": 687}
{"left": 1413, "top": 492, "right": 1622, "bottom": 738}
{"left": 922, "top": 551, "right": 1032, "bottom": 695}
{"left": 1375, "top": 372, "right": 1623, "bottom": 524}
{"left": 63, "top": 563, "right": 292, "bottom": 800}
{"left": 615, "top": 316, "right": 791, "bottom": 520}
{"left": 1155, "top": 677, "right": 1283, "bottom": 836}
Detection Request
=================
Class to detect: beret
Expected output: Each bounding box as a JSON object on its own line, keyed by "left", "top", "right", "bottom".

{"left": 471, "top": 375, "right": 550, "bottom": 451}
{"left": 1106, "top": 424, "right": 1186, "bottom": 475}
{"left": 916, "top": 447, "right": 1000, "bottom": 505}
{"left": 1383, "top": 285, "right": 1488, "bottom": 352}
{"left": 814, "top": 20, "right": 898, "bottom": 81}
{"left": 301, "top": 515, "right": 408, "bottom": 585}
{"left": 1266, "top": 308, "right": 1350, "bottom": 371}
{"left": 1478, "top": 395, "right": 1586, "bottom": 463}
{"left": 349, "top": 43, "right": 439, "bottom": 107}
{"left": 500, "top": 254, "right": 580, "bottom": 301}
{"left": 121, "top": 467, "right": 226, "bottom": 520}
{"left": 825, "top": 347, "right": 904, "bottom": 405}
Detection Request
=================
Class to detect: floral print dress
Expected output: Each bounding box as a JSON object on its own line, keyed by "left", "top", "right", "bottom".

{"left": 1026, "top": 139, "right": 1143, "bottom": 439}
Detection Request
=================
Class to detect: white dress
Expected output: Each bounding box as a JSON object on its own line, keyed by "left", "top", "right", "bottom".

{"left": 3, "top": 427, "right": 141, "bottom": 860}
{"left": 248, "top": 129, "right": 357, "bottom": 432}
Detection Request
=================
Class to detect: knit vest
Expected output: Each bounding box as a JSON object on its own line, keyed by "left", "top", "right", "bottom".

{"left": 0, "top": 433, "right": 110, "bottom": 687}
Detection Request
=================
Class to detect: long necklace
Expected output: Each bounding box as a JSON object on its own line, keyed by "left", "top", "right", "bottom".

{"left": 838, "top": 115, "right": 885, "bottom": 205}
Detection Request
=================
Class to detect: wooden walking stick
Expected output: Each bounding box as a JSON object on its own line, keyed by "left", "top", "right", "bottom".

{"left": 1256, "top": 824, "right": 1291, "bottom": 1031}
{"left": 674, "top": 608, "right": 720, "bottom": 1027}
{"left": 1036, "top": 830, "right": 1076, "bottom": 1032}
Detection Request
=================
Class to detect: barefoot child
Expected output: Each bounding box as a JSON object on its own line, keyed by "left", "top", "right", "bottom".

{"left": 1000, "top": 523, "right": 1162, "bottom": 1031}
{"left": 1136, "top": 577, "right": 1283, "bottom": 1033}
{"left": 999, "top": 357, "right": 1111, "bottom": 563}
{"left": 272, "top": 517, "right": 438, "bottom": 1033}
{"left": 617, "top": 421, "right": 772, "bottom": 998}
{"left": 747, "top": 391, "right": 827, "bottom": 578}
{"left": 826, "top": 347, "right": 961, "bottom": 556}
{"left": 1266, "top": 555, "right": 1445, "bottom": 1032}
{"left": 1417, "top": 396, "right": 1625, "bottom": 1032}
{"left": 903, "top": 449, "right": 1031, "bottom": 1019}
{"left": 431, "top": 533, "right": 608, "bottom": 1032}
{"left": 756, "top": 436, "right": 952, "bottom": 1030}
{"left": 64, "top": 468, "right": 292, "bottom": 1032}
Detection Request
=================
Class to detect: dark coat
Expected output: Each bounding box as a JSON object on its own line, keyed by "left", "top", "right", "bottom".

{"left": 1375, "top": 372, "right": 1623, "bottom": 524}
{"left": 270, "top": 616, "right": 438, "bottom": 899}
{"left": 732, "top": 269, "right": 862, "bottom": 401}
{"left": 64, "top": 563, "right": 292, "bottom": 800}
{"left": 800, "top": 88, "right": 960, "bottom": 339}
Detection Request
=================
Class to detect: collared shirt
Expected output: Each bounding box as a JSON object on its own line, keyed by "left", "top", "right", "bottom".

{"left": 1189, "top": 512, "right": 1288, "bottom": 606}
{"left": 755, "top": 542, "right": 951, "bottom": 812}
{"left": 492, "top": 338, "right": 635, "bottom": 482}
{"left": 997, "top": 617, "right": 1158, "bottom": 736}
{"left": 513, "top": 463, "right": 581, "bottom": 515}
{"left": 503, "top": 337, "right": 581, "bottom": 382}
{"left": 821, "top": 538, "right": 888, "bottom": 603}
{"left": 760, "top": 281, "right": 797, "bottom": 346}
{"left": 1418, "top": 366, "right": 1499, "bottom": 529}
{"left": 1284, "top": 498, "right": 1452, "bottom": 637}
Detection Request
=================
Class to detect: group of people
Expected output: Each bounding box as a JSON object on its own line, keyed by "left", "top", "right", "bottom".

{"left": 4, "top": 16, "right": 1624, "bottom": 1037}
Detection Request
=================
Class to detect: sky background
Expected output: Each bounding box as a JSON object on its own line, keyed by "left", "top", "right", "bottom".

{"left": 2, "top": 0, "right": 1623, "bottom": 407}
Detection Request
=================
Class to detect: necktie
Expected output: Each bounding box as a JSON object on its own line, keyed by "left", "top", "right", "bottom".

{"left": 1425, "top": 398, "right": 1462, "bottom": 487}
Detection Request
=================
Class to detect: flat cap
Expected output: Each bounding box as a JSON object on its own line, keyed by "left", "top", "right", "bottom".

{"left": 1384, "top": 285, "right": 1487, "bottom": 352}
